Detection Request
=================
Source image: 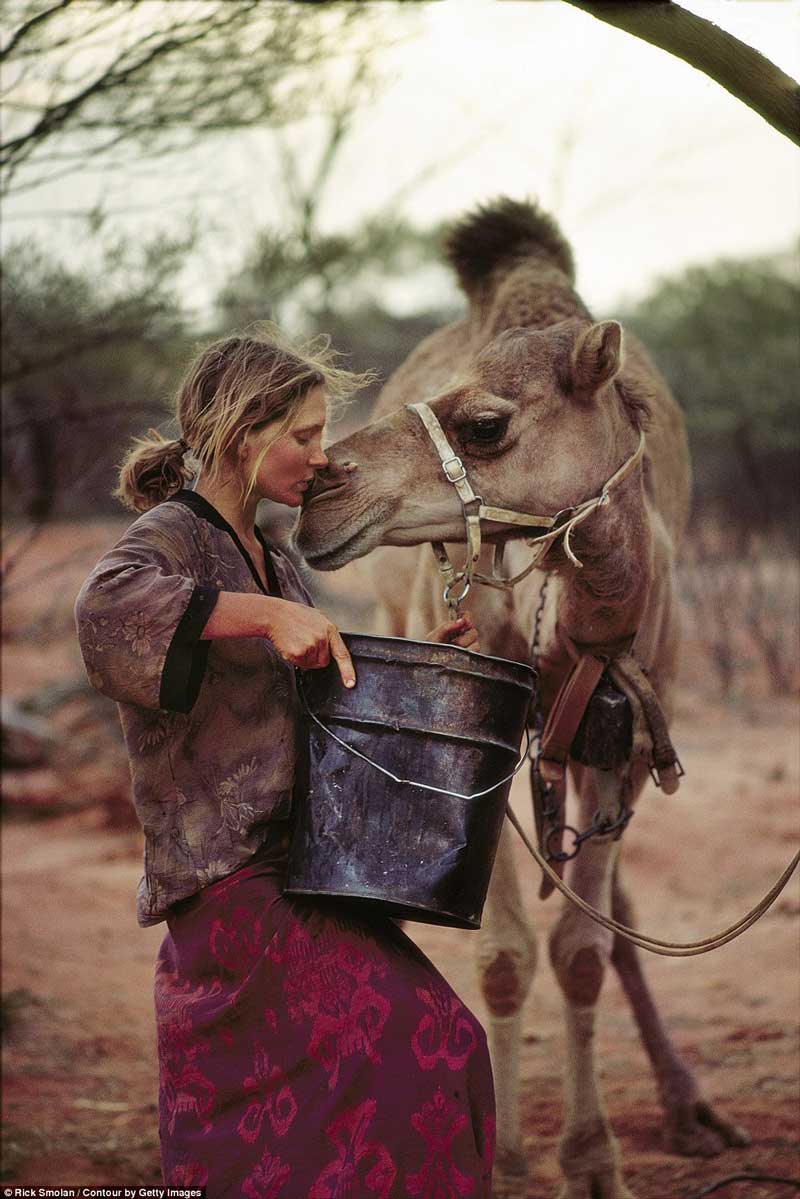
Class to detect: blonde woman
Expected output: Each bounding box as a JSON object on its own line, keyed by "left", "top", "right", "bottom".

{"left": 75, "top": 327, "right": 494, "bottom": 1195}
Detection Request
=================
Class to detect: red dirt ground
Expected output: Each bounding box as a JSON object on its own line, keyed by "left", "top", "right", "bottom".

{"left": 2, "top": 521, "right": 799, "bottom": 1197}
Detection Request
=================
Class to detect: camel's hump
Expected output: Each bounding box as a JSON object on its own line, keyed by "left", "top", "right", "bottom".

{"left": 443, "top": 197, "right": 575, "bottom": 295}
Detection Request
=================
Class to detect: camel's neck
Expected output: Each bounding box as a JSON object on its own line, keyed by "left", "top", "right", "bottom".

{"left": 475, "top": 257, "right": 591, "bottom": 335}
{"left": 554, "top": 470, "right": 653, "bottom": 658}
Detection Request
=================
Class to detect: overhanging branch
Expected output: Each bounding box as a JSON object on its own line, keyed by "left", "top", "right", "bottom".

{"left": 564, "top": 0, "right": 800, "bottom": 148}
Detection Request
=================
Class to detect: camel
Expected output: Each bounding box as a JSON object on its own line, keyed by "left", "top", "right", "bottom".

{"left": 295, "top": 199, "right": 748, "bottom": 1197}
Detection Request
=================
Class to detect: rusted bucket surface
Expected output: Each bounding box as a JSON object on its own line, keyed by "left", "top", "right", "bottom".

{"left": 285, "top": 633, "right": 536, "bottom": 929}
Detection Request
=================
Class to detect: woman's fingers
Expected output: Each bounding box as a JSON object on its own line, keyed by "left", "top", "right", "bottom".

{"left": 426, "top": 612, "right": 480, "bottom": 650}
{"left": 455, "top": 626, "right": 480, "bottom": 650}
{"left": 263, "top": 599, "right": 355, "bottom": 681}
{"left": 295, "top": 642, "right": 323, "bottom": 669}
{"left": 427, "top": 616, "right": 466, "bottom": 642}
{"left": 328, "top": 628, "right": 356, "bottom": 688}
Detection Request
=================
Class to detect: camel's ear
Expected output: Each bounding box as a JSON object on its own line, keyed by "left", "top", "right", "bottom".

{"left": 570, "top": 321, "right": 623, "bottom": 397}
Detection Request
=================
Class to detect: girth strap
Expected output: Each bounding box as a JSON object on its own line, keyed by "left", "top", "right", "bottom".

{"left": 608, "top": 654, "right": 683, "bottom": 794}
{"left": 533, "top": 646, "right": 683, "bottom": 795}
{"left": 538, "top": 653, "right": 606, "bottom": 783}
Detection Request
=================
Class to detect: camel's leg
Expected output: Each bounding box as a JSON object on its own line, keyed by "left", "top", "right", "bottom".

{"left": 610, "top": 871, "right": 749, "bottom": 1156}
{"left": 549, "top": 769, "right": 636, "bottom": 1199}
{"left": 476, "top": 821, "right": 537, "bottom": 1182}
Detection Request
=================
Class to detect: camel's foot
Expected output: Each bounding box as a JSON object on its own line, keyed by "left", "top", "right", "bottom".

{"left": 663, "top": 1097, "right": 750, "bottom": 1157}
{"left": 557, "top": 1170, "right": 636, "bottom": 1199}
{"left": 557, "top": 1122, "right": 635, "bottom": 1199}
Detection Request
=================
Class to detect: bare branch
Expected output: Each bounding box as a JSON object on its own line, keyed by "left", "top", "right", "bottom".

{"left": 0, "top": 0, "right": 73, "bottom": 61}
{"left": 1, "top": 0, "right": 361, "bottom": 194}
{"left": 2, "top": 5, "right": 252, "bottom": 173}
{"left": 2, "top": 5, "right": 124, "bottom": 62}
{"left": 564, "top": 0, "right": 800, "bottom": 148}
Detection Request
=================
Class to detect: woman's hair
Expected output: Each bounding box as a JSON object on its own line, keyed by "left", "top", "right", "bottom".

{"left": 114, "top": 322, "right": 373, "bottom": 512}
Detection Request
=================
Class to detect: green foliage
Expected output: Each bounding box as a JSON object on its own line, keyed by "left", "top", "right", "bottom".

{"left": 2, "top": 229, "right": 190, "bottom": 384}
{"left": 2, "top": 231, "right": 192, "bottom": 517}
{"left": 621, "top": 247, "right": 800, "bottom": 523}
{"left": 215, "top": 217, "right": 445, "bottom": 331}
{"left": 311, "top": 300, "right": 460, "bottom": 429}
{"left": 213, "top": 211, "right": 456, "bottom": 432}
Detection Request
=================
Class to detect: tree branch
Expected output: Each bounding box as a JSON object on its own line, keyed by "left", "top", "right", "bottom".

{"left": 0, "top": 0, "right": 73, "bottom": 62}
{"left": 564, "top": 0, "right": 800, "bottom": 148}
{"left": 1, "top": 2, "right": 258, "bottom": 176}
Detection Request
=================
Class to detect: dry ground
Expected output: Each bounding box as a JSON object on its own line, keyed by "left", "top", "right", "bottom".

{"left": 2, "top": 521, "right": 799, "bottom": 1197}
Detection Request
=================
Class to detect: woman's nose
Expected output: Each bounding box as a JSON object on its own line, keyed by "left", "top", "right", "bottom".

{"left": 309, "top": 447, "right": 329, "bottom": 469}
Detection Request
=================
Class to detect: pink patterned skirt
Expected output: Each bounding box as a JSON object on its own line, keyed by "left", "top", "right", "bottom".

{"left": 154, "top": 839, "right": 495, "bottom": 1197}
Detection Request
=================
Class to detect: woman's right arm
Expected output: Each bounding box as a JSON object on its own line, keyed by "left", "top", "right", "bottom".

{"left": 201, "top": 593, "right": 355, "bottom": 686}
{"left": 76, "top": 520, "right": 354, "bottom": 714}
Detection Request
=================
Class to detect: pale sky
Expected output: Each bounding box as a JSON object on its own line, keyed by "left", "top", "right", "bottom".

{"left": 5, "top": 0, "right": 800, "bottom": 319}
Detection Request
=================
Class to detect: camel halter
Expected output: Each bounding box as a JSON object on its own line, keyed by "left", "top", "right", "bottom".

{"left": 408, "top": 401, "right": 646, "bottom": 615}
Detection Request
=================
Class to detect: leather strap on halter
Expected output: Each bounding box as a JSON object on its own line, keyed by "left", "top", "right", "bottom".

{"left": 408, "top": 400, "right": 647, "bottom": 608}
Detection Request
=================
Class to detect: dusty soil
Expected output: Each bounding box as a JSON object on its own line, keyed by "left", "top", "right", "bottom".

{"left": 2, "top": 521, "right": 799, "bottom": 1197}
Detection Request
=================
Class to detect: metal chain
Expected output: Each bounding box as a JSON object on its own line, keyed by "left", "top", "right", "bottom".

{"left": 530, "top": 571, "right": 550, "bottom": 672}
{"left": 528, "top": 572, "right": 632, "bottom": 862}
{"left": 545, "top": 801, "right": 633, "bottom": 863}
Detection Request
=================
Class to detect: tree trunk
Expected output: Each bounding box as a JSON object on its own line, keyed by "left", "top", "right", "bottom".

{"left": 564, "top": 1, "right": 800, "bottom": 148}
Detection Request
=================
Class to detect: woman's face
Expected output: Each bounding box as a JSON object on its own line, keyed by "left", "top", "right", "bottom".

{"left": 241, "top": 384, "right": 329, "bottom": 507}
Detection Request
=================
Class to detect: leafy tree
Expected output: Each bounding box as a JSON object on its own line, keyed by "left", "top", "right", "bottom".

{"left": 2, "top": 231, "right": 192, "bottom": 525}
{"left": 622, "top": 247, "right": 800, "bottom": 528}
{"left": 311, "top": 299, "right": 460, "bottom": 429}
{"left": 213, "top": 44, "right": 444, "bottom": 333}
{"left": 216, "top": 216, "right": 445, "bottom": 332}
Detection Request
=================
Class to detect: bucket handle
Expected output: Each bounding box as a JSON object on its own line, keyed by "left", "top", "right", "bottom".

{"left": 301, "top": 691, "right": 531, "bottom": 801}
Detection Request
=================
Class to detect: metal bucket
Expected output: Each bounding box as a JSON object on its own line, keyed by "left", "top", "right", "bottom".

{"left": 285, "top": 633, "right": 536, "bottom": 929}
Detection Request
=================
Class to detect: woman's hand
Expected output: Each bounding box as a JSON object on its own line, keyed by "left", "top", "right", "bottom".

{"left": 262, "top": 599, "right": 356, "bottom": 686}
{"left": 201, "top": 593, "right": 355, "bottom": 687}
{"left": 426, "top": 611, "right": 480, "bottom": 653}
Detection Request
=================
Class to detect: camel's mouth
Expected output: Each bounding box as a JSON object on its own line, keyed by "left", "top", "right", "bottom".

{"left": 296, "top": 498, "right": 395, "bottom": 570}
{"left": 299, "top": 528, "right": 372, "bottom": 571}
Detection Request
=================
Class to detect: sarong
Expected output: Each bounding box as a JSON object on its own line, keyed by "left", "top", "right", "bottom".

{"left": 155, "top": 837, "right": 495, "bottom": 1197}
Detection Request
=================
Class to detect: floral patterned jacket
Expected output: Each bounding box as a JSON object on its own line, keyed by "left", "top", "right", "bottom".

{"left": 75, "top": 490, "right": 313, "bottom": 926}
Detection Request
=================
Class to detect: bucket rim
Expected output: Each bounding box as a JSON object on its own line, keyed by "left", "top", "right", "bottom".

{"left": 308, "top": 713, "right": 526, "bottom": 754}
{"left": 338, "top": 630, "right": 537, "bottom": 682}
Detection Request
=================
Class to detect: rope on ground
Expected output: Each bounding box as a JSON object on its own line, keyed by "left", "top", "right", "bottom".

{"left": 686, "top": 1173, "right": 800, "bottom": 1197}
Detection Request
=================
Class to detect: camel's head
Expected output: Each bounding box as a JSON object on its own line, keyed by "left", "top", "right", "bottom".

{"left": 296, "top": 317, "right": 631, "bottom": 570}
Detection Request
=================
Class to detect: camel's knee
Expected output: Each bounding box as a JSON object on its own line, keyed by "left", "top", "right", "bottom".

{"left": 479, "top": 945, "right": 535, "bottom": 1017}
{"left": 557, "top": 945, "right": 605, "bottom": 1007}
{"left": 550, "top": 919, "right": 609, "bottom": 1007}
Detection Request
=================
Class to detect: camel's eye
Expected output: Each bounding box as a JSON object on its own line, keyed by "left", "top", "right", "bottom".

{"left": 462, "top": 413, "right": 510, "bottom": 451}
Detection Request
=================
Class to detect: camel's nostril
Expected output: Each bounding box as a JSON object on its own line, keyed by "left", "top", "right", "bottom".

{"left": 305, "top": 463, "right": 353, "bottom": 504}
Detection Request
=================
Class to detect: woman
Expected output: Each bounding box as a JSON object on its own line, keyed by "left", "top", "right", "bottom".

{"left": 75, "top": 326, "right": 495, "bottom": 1196}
